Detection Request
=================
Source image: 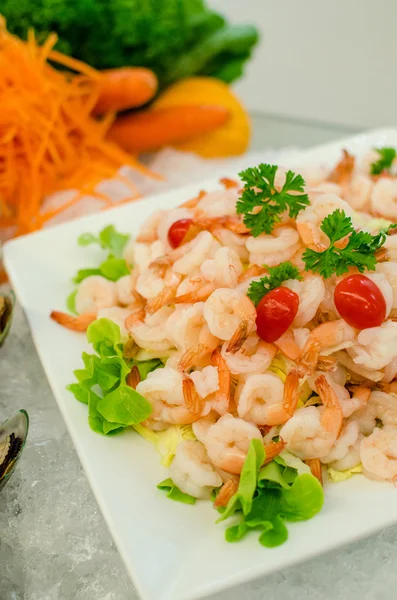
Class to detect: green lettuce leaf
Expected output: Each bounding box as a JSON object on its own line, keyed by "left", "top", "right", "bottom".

{"left": 73, "top": 268, "right": 102, "bottom": 284}
{"left": 218, "top": 440, "right": 324, "bottom": 548}
{"left": 99, "top": 257, "right": 130, "bottom": 281}
{"left": 66, "top": 289, "right": 78, "bottom": 315}
{"left": 97, "top": 384, "right": 152, "bottom": 426}
{"left": 77, "top": 225, "right": 130, "bottom": 258}
{"left": 157, "top": 478, "right": 196, "bottom": 505}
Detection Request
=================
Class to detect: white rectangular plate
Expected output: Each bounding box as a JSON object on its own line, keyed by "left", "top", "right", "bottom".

{"left": 4, "top": 128, "right": 397, "bottom": 600}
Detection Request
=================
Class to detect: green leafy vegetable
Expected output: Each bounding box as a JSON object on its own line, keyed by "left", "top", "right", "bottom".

{"left": 218, "top": 440, "right": 324, "bottom": 548}
{"left": 66, "top": 289, "right": 78, "bottom": 315}
{"left": 247, "top": 261, "right": 302, "bottom": 306}
{"left": 68, "top": 319, "right": 160, "bottom": 435}
{"left": 99, "top": 257, "right": 130, "bottom": 281}
{"left": 236, "top": 164, "right": 310, "bottom": 236}
{"left": 72, "top": 268, "right": 102, "bottom": 284}
{"left": 157, "top": 478, "right": 196, "bottom": 505}
{"left": 77, "top": 225, "right": 130, "bottom": 258}
{"left": 302, "top": 209, "right": 386, "bottom": 278}
{"left": 3, "top": 0, "right": 258, "bottom": 88}
{"left": 370, "top": 147, "right": 396, "bottom": 175}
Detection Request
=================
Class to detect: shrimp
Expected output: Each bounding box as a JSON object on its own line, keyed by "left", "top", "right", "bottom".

{"left": 345, "top": 173, "right": 373, "bottom": 211}
{"left": 166, "top": 303, "right": 213, "bottom": 353}
{"left": 136, "top": 367, "right": 198, "bottom": 425}
{"left": 363, "top": 273, "right": 393, "bottom": 317}
{"left": 279, "top": 375, "right": 343, "bottom": 460}
{"left": 284, "top": 273, "right": 325, "bottom": 327}
{"left": 168, "top": 440, "right": 222, "bottom": 499}
{"left": 360, "top": 425, "right": 397, "bottom": 481}
{"left": 330, "top": 435, "right": 363, "bottom": 472}
{"left": 347, "top": 321, "right": 397, "bottom": 371}
{"left": 352, "top": 390, "right": 397, "bottom": 435}
{"left": 320, "top": 421, "right": 360, "bottom": 465}
{"left": 192, "top": 414, "right": 218, "bottom": 444}
{"left": 334, "top": 350, "right": 384, "bottom": 382}
{"left": 308, "top": 373, "right": 370, "bottom": 418}
{"left": 299, "top": 320, "right": 357, "bottom": 375}
{"left": 132, "top": 240, "right": 166, "bottom": 272}
{"left": 145, "top": 271, "right": 182, "bottom": 314}
{"left": 195, "top": 188, "right": 239, "bottom": 217}
{"left": 97, "top": 307, "right": 131, "bottom": 336}
{"left": 246, "top": 226, "right": 301, "bottom": 268}
{"left": 327, "top": 149, "right": 355, "bottom": 186}
{"left": 236, "top": 370, "right": 300, "bottom": 426}
{"left": 189, "top": 366, "right": 220, "bottom": 400}
{"left": 376, "top": 262, "right": 397, "bottom": 309}
{"left": 174, "top": 271, "right": 217, "bottom": 304}
{"left": 128, "top": 306, "right": 174, "bottom": 352}
{"left": 296, "top": 194, "right": 355, "bottom": 246}
{"left": 156, "top": 208, "right": 194, "bottom": 247}
{"left": 213, "top": 474, "right": 239, "bottom": 508}
{"left": 135, "top": 210, "right": 164, "bottom": 243}
{"left": 370, "top": 178, "right": 397, "bottom": 220}
{"left": 384, "top": 231, "right": 397, "bottom": 261}
{"left": 153, "top": 231, "right": 219, "bottom": 276}
{"left": 200, "top": 247, "right": 243, "bottom": 288}
{"left": 203, "top": 288, "right": 257, "bottom": 352}
{"left": 74, "top": 275, "right": 118, "bottom": 314}
{"left": 135, "top": 269, "right": 166, "bottom": 301}
{"left": 50, "top": 310, "right": 97, "bottom": 332}
{"left": 212, "top": 228, "right": 249, "bottom": 261}
{"left": 116, "top": 274, "right": 139, "bottom": 306}
{"left": 221, "top": 334, "right": 276, "bottom": 375}
{"left": 203, "top": 413, "right": 263, "bottom": 474}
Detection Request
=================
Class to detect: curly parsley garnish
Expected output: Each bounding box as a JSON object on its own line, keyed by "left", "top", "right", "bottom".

{"left": 370, "top": 147, "right": 396, "bottom": 175}
{"left": 247, "top": 262, "right": 302, "bottom": 306}
{"left": 236, "top": 164, "right": 310, "bottom": 237}
{"left": 302, "top": 209, "right": 386, "bottom": 278}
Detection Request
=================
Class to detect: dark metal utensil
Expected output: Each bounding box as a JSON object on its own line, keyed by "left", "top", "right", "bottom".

{"left": 0, "top": 410, "right": 29, "bottom": 491}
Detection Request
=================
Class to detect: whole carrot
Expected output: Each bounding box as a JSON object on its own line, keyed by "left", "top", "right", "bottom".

{"left": 106, "top": 104, "right": 229, "bottom": 153}
{"left": 93, "top": 67, "right": 158, "bottom": 116}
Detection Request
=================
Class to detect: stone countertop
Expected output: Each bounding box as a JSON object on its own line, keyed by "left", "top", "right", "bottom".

{"left": 1, "top": 301, "right": 397, "bottom": 600}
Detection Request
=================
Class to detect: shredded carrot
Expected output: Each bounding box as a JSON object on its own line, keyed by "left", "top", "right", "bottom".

{"left": 0, "top": 18, "right": 159, "bottom": 239}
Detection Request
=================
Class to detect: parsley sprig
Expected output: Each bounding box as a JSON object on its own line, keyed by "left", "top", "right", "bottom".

{"left": 247, "top": 262, "right": 302, "bottom": 306}
{"left": 302, "top": 209, "right": 386, "bottom": 278}
{"left": 370, "top": 147, "right": 396, "bottom": 175}
{"left": 236, "top": 164, "right": 310, "bottom": 237}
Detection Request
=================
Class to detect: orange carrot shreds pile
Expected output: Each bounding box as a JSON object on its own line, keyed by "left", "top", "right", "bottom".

{"left": 0, "top": 18, "right": 157, "bottom": 236}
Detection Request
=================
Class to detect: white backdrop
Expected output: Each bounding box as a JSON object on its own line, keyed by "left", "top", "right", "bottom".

{"left": 212, "top": 0, "right": 397, "bottom": 128}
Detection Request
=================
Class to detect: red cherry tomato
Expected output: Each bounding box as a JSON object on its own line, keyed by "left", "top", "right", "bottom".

{"left": 334, "top": 274, "right": 386, "bottom": 330}
{"left": 167, "top": 218, "right": 193, "bottom": 249}
{"left": 256, "top": 287, "right": 300, "bottom": 343}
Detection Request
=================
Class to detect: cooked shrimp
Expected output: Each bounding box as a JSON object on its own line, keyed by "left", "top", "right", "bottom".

{"left": 327, "top": 149, "right": 355, "bottom": 186}
{"left": 135, "top": 210, "right": 164, "bottom": 243}
{"left": 330, "top": 435, "right": 363, "bottom": 472}
{"left": 363, "top": 273, "right": 393, "bottom": 317}
{"left": 74, "top": 275, "right": 118, "bottom": 314}
{"left": 209, "top": 348, "right": 232, "bottom": 416}
{"left": 345, "top": 173, "right": 373, "bottom": 211}
{"left": 299, "top": 320, "right": 357, "bottom": 375}
{"left": 195, "top": 188, "right": 239, "bottom": 217}
{"left": 203, "top": 288, "right": 257, "bottom": 352}
{"left": 156, "top": 208, "right": 194, "bottom": 247}
{"left": 169, "top": 440, "right": 222, "bottom": 499}
{"left": 347, "top": 321, "right": 397, "bottom": 371}
{"left": 116, "top": 274, "right": 139, "bottom": 306}
{"left": 166, "top": 303, "right": 211, "bottom": 352}
{"left": 189, "top": 366, "right": 219, "bottom": 400}
{"left": 360, "top": 425, "right": 397, "bottom": 481}
{"left": 213, "top": 474, "right": 239, "bottom": 508}
{"left": 221, "top": 335, "right": 276, "bottom": 375}
{"left": 133, "top": 240, "right": 165, "bottom": 272}
{"left": 384, "top": 231, "right": 397, "bottom": 261}
{"left": 136, "top": 367, "right": 198, "bottom": 425}
{"left": 154, "top": 231, "right": 219, "bottom": 276}
{"left": 274, "top": 329, "right": 303, "bottom": 361}
{"left": 50, "top": 310, "right": 97, "bottom": 332}
{"left": 320, "top": 421, "right": 360, "bottom": 465}
{"left": 135, "top": 269, "right": 165, "bottom": 301}
{"left": 128, "top": 306, "right": 174, "bottom": 352}
{"left": 352, "top": 390, "right": 397, "bottom": 435}
{"left": 246, "top": 226, "right": 301, "bottom": 268}
{"left": 279, "top": 375, "right": 343, "bottom": 459}
{"left": 192, "top": 414, "right": 218, "bottom": 444}
{"left": 376, "top": 262, "right": 397, "bottom": 309}
{"left": 284, "top": 273, "right": 325, "bottom": 327}
{"left": 145, "top": 271, "right": 182, "bottom": 313}
{"left": 305, "top": 459, "right": 323, "bottom": 485}
{"left": 370, "top": 178, "right": 397, "bottom": 220}
{"left": 309, "top": 373, "right": 370, "bottom": 418}
{"left": 236, "top": 370, "right": 300, "bottom": 426}
{"left": 204, "top": 413, "right": 263, "bottom": 474}
{"left": 200, "top": 247, "right": 243, "bottom": 288}
{"left": 97, "top": 307, "right": 131, "bottom": 336}
{"left": 213, "top": 228, "right": 249, "bottom": 261}
{"left": 296, "top": 194, "right": 355, "bottom": 246}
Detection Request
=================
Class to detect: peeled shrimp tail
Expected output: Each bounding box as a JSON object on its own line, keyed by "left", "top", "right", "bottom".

{"left": 226, "top": 318, "right": 255, "bottom": 354}
{"left": 211, "top": 347, "right": 231, "bottom": 415}
{"left": 263, "top": 440, "right": 286, "bottom": 465}
{"left": 126, "top": 365, "right": 141, "bottom": 389}
{"left": 50, "top": 310, "right": 97, "bottom": 332}
{"left": 213, "top": 476, "right": 239, "bottom": 508}
{"left": 315, "top": 374, "right": 343, "bottom": 438}
{"left": 182, "top": 376, "right": 203, "bottom": 415}
{"left": 178, "top": 344, "right": 213, "bottom": 371}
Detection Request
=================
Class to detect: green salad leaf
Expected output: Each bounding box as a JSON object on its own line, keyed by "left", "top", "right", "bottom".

{"left": 370, "top": 147, "right": 396, "bottom": 176}
{"left": 157, "top": 478, "right": 196, "bottom": 505}
{"left": 78, "top": 225, "right": 130, "bottom": 258}
{"left": 68, "top": 319, "right": 160, "bottom": 435}
{"left": 217, "top": 440, "right": 324, "bottom": 547}
{"left": 66, "top": 289, "right": 78, "bottom": 315}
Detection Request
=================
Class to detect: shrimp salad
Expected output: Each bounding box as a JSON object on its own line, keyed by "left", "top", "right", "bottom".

{"left": 52, "top": 147, "right": 397, "bottom": 548}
